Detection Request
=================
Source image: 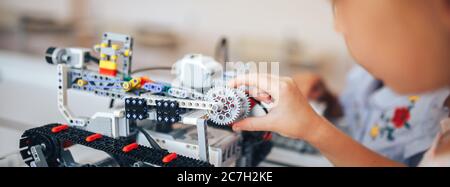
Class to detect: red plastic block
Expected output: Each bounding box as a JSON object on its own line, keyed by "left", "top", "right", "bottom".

{"left": 140, "top": 76, "right": 153, "bottom": 86}
{"left": 63, "top": 140, "right": 73, "bottom": 148}
{"left": 249, "top": 98, "right": 256, "bottom": 110}
{"left": 122, "top": 142, "right": 139, "bottom": 153}
{"left": 263, "top": 132, "right": 272, "bottom": 141}
{"left": 51, "top": 124, "right": 69, "bottom": 133}
{"left": 99, "top": 68, "right": 117, "bottom": 77}
{"left": 85, "top": 133, "right": 103, "bottom": 142}
{"left": 162, "top": 153, "right": 178, "bottom": 163}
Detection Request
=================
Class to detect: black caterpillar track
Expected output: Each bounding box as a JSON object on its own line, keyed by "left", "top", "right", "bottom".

{"left": 19, "top": 123, "right": 213, "bottom": 167}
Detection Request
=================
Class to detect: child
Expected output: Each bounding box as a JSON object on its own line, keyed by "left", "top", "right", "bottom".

{"left": 229, "top": 0, "right": 450, "bottom": 166}
{"left": 294, "top": 66, "right": 449, "bottom": 166}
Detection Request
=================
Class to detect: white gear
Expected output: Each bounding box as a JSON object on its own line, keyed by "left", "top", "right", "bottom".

{"left": 206, "top": 87, "right": 250, "bottom": 125}
{"left": 235, "top": 86, "right": 250, "bottom": 118}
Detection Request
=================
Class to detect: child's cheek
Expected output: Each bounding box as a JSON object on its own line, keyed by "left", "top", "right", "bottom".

{"left": 336, "top": 1, "right": 409, "bottom": 80}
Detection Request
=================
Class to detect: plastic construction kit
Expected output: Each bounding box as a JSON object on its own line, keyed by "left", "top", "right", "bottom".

{"left": 19, "top": 32, "right": 272, "bottom": 167}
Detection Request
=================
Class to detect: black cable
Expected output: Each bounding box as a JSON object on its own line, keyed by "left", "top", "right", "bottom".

{"left": 214, "top": 37, "right": 229, "bottom": 64}
{"left": 136, "top": 126, "right": 162, "bottom": 150}
{"left": 131, "top": 67, "right": 172, "bottom": 75}
{"left": 86, "top": 53, "right": 100, "bottom": 64}
{"left": 250, "top": 97, "right": 269, "bottom": 114}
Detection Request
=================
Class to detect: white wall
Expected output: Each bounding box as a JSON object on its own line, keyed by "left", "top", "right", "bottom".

{"left": 0, "top": 0, "right": 347, "bottom": 56}
{"left": 90, "top": 0, "right": 346, "bottom": 55}
{"left": 0, "top": 0, "right": 71, "bottom": 20}
{"left": 0, "top": 0, "right": 354, "bottom": 91}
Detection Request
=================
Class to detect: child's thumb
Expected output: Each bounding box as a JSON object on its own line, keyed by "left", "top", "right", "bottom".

{"left": 232, "top": 117, "right": 271, "bottom": 132}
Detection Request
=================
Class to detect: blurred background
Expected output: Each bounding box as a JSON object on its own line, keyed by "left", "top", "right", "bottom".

{"left": 0, "top": 0, "right": 354, "bottom": 166}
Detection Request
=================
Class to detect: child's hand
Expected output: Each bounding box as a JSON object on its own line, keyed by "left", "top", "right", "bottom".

{"left": 228, "top": 74, "right": 323, "bottom": 140}
{"left": 293, "top": 72, "right": 326, "bottom": 101}
{"left": 293, "top": 72, "right": 343, "bottom": 118}
{"left": 229, "top": 74, "right": 404, "bottom": 167}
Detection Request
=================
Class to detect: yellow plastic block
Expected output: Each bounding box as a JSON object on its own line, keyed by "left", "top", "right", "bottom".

{"left": 99, "top": 60, "right": 117, "bottom": 70}
{"left": 112, "top": 44, "right": 120, "bottom": 50}
{"left": 123, "top": 49, "right": 131, "bottom": 57}
{"left": 409, "top": 96, "right": 420, "bottom": 103}
{"left": 129, "top": 78, "right": 141, "bottom": 88}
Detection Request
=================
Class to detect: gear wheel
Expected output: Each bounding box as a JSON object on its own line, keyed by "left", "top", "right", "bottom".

{"left": 235, "top": 86, "right": 250, "bottom": 118}
{"left": 206, "top": 87, "right": 250, "bottom": 125}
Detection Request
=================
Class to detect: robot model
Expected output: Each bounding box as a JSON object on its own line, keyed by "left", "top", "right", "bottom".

{"left": 18, "top": 32, "right": 272, "bottom": 167}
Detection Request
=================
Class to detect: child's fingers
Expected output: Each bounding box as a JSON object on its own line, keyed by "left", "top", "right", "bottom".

{"left": 228, "top": 74, "right": 279, "bottom": 96}
{"left": 232, "top": 117, "right": 272, "bottom": 132}
{"left": 228, "top": 74, "right": 282, "bottom": 103}
{"left": 292, "top": 73, "right": 327, "bottom": 101}
{"left": 247, "top": 86, "right": 273, "bottom": 103}
{"left": 293, "top": 73, "right": 320, "bottom": 93}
